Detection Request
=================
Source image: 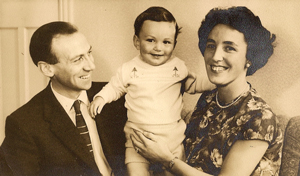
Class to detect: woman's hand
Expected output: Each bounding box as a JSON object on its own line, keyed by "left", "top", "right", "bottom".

{"left": 131, "top": 129, "right": 212, "bottom": 176}
{"left": 130, "top": 129, "right": 174, "bottom": 164}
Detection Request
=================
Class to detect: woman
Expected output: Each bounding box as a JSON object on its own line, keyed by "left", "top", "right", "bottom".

{"left": 131, "top": 6, "right": 282, "bottom": 176}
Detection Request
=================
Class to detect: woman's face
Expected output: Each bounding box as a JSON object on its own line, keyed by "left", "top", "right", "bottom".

{"left": 204, "top": 24, "right": 248, "bottom": 87}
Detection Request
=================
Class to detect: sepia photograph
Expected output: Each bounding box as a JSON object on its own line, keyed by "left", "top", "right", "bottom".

{"left": 1, "top": 0, "right": 300, "bottom": 175}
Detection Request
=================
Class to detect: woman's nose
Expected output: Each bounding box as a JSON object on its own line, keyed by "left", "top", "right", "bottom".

{"left": 212, "top": 47, "right": 223, "bottom": 62}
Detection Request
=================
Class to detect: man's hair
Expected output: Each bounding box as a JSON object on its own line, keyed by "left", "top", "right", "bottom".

{"left": 134, "top": 6, "right": 181, "bottom": 40}
{"left": 29, "top": 21, "right": 78, "bottom": 66}
{"left": 198, "top": 6, "right": 276, "bottom": 76}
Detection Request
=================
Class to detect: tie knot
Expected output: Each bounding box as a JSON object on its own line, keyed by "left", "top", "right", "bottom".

{"left": 73, "top": 100, "right": 81, "bottom": 114}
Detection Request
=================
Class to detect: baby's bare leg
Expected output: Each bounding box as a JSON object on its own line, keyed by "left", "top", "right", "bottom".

{"left": 127, "top": 162, "right": 150, "bottom": 176}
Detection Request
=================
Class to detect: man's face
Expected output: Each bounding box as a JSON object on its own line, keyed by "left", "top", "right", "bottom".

{"left": 50, "top": 32, "right": 95, "bottom": 99}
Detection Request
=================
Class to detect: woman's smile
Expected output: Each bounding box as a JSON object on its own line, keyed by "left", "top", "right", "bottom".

{"left": 210, "top": 65, "right": 228, "bottom": 73}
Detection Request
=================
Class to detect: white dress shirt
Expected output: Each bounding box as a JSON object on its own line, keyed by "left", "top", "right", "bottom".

{"left": 51, "top": 84, "right": 113, "bottom": 176}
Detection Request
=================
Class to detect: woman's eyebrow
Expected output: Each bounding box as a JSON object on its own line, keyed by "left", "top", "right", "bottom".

{"left": 207, "top": 39, "right": 215, "bottom": 43}
{"left": 223, "top": 41, "right": 237, "bottom": 46}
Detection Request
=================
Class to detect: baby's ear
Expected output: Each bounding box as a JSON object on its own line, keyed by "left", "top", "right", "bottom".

{"left": 133, "top": 35, "right": 140, "bottom": 50}
{"left": 38, "top": 61, "right": 54, "bottom": 78}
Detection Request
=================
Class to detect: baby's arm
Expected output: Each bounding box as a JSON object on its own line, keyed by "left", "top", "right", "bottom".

{"left": 185, "top": 71, "right": 215, "bottom": 94}
{"left": 89, "top": 66, "right": 127, "bottom": 117}
{"left": 89, "top": 96, "right": 106, "bottom": 118}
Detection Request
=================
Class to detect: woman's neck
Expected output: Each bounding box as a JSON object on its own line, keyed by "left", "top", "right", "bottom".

{"left": 217, "top": 80, "right": 249, "bottom": 105}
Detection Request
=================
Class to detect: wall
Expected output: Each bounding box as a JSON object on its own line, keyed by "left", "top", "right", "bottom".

{"left": 1, "top": 0, "right": 300, "bottom": 144}
{"left": 72, "top": 0, "right": 300, "bottom": 116}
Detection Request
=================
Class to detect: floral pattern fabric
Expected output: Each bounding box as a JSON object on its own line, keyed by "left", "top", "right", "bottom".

{"left": 184, "top": 86, "right": 283, "bottom": 176}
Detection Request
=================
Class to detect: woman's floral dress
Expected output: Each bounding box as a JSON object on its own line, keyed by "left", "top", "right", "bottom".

{"left": 184, "top": 86, "right": 283, "bottom": 176}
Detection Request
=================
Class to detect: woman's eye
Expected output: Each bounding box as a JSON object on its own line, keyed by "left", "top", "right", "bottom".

{"left": 206, "top": 44, "right": 215, "bottom": 49}
{"left": 225, "top": 46, "right": 236, "bottom": 52}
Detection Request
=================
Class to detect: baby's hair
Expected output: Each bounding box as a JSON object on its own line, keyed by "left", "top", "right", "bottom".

{"left": 134, "top": 6, "right": 181, "bottom": 40}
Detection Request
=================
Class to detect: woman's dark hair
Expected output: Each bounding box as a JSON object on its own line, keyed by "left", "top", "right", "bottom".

{"left": 134, "top": 6, "right": 181, "bottom": 40}
{"left": 29, "top": 21, "right": 78, "bottom": 66}
{"left": 198, "top": 6, "right": 276, "bottom": 76}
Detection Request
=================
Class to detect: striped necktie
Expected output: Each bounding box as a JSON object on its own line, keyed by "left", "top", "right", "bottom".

{"left": 73, "top": 100, "right": 94, "bottom": 157}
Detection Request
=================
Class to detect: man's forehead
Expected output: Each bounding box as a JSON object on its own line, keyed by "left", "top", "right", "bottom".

{"left": 51, "top": 32, "right": 90, "bottom": 60}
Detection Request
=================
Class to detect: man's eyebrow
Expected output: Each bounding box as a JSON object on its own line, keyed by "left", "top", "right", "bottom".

{"left": 71, "top": 46, "right": 93, "bottom": 60}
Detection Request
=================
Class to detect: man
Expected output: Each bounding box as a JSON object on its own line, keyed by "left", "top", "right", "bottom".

{"left": 1, "top": 21, "right": 126, "bottom": 176}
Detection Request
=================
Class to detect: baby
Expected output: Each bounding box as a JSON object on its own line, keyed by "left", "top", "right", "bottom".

{"left": 90, "top": 6, "right": 214, "bottom": 176}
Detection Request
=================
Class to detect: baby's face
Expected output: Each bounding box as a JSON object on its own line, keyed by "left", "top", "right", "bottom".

{"left": 134, "top": 20, "right": 176, "bottom": 66}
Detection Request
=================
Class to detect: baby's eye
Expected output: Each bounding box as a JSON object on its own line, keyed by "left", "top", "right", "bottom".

{"left": 146, "top": 39, "right": 155, "bottom": 42}
{"left": 163, "top": 41, "right": 171, "bottom": 44}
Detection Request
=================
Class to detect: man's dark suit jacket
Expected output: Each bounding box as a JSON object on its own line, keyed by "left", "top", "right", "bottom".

{"left": 0, "top": 82, "right": 127, "bottom": 176}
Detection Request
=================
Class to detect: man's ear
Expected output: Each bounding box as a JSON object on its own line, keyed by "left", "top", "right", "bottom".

{"left": 133, "top": 35, "right": 140, "bottom": 50}
{"left": 37, "top": 61, "right": 54, "bottom": 78}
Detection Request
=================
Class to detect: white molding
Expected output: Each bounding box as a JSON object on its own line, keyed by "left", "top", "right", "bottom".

{"left": 0, "top": 29, "right": 3, "bottom": 144}
{"left": 58, "top": 0, "right": 74, "bottom": 22}
{"left": 18, "top": 27, "right": 30, "bottom": 104}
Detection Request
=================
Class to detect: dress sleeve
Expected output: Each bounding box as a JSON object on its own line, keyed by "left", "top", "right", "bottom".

{"left": 241, "top": 99, "right": 278, "bottom": 144}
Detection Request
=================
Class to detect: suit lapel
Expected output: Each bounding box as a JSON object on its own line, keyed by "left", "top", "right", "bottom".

{"left": 42, "top": 84, "right": 99, "bottom": 173}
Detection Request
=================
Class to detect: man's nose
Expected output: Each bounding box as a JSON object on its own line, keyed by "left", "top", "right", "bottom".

{"left": 84, "top": 56, "right": 95, "bottom": 71}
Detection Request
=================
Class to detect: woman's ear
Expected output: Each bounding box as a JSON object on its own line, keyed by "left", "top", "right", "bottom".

{"left": 133, "top": 35, "right": 140, "bottom": 50}
{"left": 245, "top": 60, "right": 252, "bottom": 68}
{"left": 37, "top": 61, "right": 54, "bottom": 78}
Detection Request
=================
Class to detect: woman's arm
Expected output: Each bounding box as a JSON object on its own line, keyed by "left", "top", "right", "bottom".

{"left": 131, "top": 130, "right": 268, "bottom": 176}
{"left": 219, "top": 140, "right": 268, "bottom": 176}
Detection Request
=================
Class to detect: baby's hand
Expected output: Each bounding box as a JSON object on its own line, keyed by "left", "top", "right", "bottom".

{"left": 89, "top": 96, "right": 105, "bottom": 118}
{"left": 185, "top": 71, "right": 197, "bottom": 92}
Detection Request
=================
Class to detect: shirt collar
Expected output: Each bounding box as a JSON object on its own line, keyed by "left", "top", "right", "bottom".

{"left": 50, "top": 83, "right": 89, "bottom": 112}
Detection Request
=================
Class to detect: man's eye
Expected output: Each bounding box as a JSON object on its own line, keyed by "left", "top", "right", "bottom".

{"left": 75, "top": 57, "right": 83, "bottom": 62}
{"left": 88, "top": 50, "right": 92, "bottom": 56}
